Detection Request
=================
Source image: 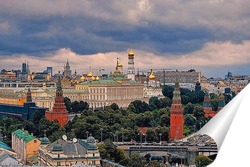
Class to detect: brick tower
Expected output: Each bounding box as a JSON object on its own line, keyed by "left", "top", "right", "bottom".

{"left": 217, "top": 93, "right": 225, "bottom": 111}
{"left": 169, "top": 83, "right": 184, "bottom": 140}
{"left": 46, "top": 77, "right": 68, "bottom": 126}
{"left": 203, "top": 91, "right": 215, "bottom": 117}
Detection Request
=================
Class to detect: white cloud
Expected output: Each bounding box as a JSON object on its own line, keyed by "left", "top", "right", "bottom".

{"left": 1, "top": 40, "right": 250, "bottom": 77}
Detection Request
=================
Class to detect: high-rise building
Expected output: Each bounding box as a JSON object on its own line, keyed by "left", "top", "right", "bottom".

{"left": 22, "top": 63, "right": 27, "bottom": 75}
{"left": 64, "top": 59, "right": 72, "bottom": 78}
{"left": 127, "top": 50, "right": 135, "bottom": 81}
{"left": 45, "top": 77, "right": 68, "bottom": 126}
{"left": 169, "top": 83, "right": 184, "bottom": 140}
{"left": 47, "top": 67, "right": 53, "bottom": 77}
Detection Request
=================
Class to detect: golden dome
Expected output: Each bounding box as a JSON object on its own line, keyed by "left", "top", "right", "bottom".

{"left": 117, "top": 62, "right": 123, "bottom": 67}
{"left": 80, "top": 75, "right": 85, "bottom": 81}
{"left": 114, "top": 69, "right": 121, "bottom": 74}
{"left": 91, "top": 76, "right": 96, "bottom": 81}
{"left": 87, "top": 71, "right": 93, "bottom": 77}
{"left": 95, "top": 76, "right": 100, "bottom": 81}
{"left": 128, "top": 50, "right": 134, "bottom": 55}
{"left": 61, "top": 77, "right": 69, "bottom": 83}
{"left": 149, "top": 69, "right": 155, "bottom": 80}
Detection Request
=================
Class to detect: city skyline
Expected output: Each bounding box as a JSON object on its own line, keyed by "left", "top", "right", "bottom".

{"left": 0, "top": 0, "right": 250, "bottom": 77}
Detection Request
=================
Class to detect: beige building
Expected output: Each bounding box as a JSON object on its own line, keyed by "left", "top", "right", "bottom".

{"left": 12, "top": 129, "right": 41, "bottom": 165}
{"left": 75, "top": 68, "right": 146, "bottom": 109}
{"left": 38, "top": 136, "right": 101, "bottom": 166}
{"left": 155, "top": 69, "right": 201, "bottom": 84}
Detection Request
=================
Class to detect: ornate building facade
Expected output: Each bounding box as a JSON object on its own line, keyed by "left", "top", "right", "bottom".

{"left": 143, "top": 69, "right": 163, "bottom": 98}
{"left": 169, "top": 83, "right": 184, "bottom": 140}
{"left": 38, "top": 136, "right": 101, "bottom": 166}
{"left": 75, "top": 61, "right": 145, "bottom": 109}
{"left": 45, "top": 77, "right": 68, "bottom": 126}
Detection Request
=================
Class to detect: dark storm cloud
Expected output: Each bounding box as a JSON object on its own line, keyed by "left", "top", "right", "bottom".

{"left": 0, "top": 0, "right": 250, "bottom": 66}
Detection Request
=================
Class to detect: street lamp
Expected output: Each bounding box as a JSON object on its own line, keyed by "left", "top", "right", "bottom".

{"left": 86, "top": 131, "right": 89, "bottom": 138}
{"left": 100, "top": 128, "right": 103, "bottom": 143}
{"left": 115, "top": 131, "right": 119, "bottom": 144}
{"left": 159, "top": 133, "right": 162, "bottom": 144}
{"left": 121, "top": 128, "right": 124, "bottom": 143}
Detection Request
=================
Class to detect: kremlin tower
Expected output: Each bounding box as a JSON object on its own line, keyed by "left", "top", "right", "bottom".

{"left": 203, "top": 91, "right": 215, "bottom": 118}
{"left": 127, "top": 50, "right": 135, "bottom": 80}
{"left": 45, "top": 77, "right": 68, "bottom": 126}
{"left": 169, "top": 83, "right": 184, "bottom": 140}
{"left": 217, "top": 94, "right": 225, "bottom": 111}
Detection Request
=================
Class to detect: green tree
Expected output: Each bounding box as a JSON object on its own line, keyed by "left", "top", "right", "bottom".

{"left": 128, "top": 100, "right": 151, "bottom": 113}
{"left": 162, "top": 85, "right": 174, "bottom": 99}
{"left": 110, "top": 103, "right": 119, "bottom": 111}
{"left": 195, "top": 154, "right": 213, "bottom": 167}
{"left": 184, "top": 103, "right": 195, "bottom": 114}
{"left": 126, "top": 153, "right": 145, "bottom": 167}
{"left": 193, "top": 105, "right": 205, "bottom": 120}
{"left": 64, "top": 97, "right": 72, "bottom": 112}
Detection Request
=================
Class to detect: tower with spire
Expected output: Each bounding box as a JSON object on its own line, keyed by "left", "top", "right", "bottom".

{"left": 127, "top": 50, "right": 135, "bottom": 80}
{"left": 64, "top": 59, "right": 72, "bottom": 78}
{"left": 217, "top": 94, "right": 225, "bottom": 111}
{"left": 203, "top": 90, "right": 215, "bottom": 117}
{"left": 169, "top": 83, "right": 184, "bottom": 140}
{"left": 45, "top": 77, "right": 68, "bottom": 126}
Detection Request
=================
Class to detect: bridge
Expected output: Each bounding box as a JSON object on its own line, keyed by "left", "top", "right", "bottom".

{"left": 118, "top": 145, "right": 217, "bottom": 165}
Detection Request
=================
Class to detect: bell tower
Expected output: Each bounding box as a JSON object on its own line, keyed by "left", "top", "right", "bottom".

{"left": 127, "top": 50, "right": 135, "bottom": 80}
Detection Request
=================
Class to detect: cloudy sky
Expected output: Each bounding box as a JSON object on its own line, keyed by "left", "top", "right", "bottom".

{"left": 0, "top": 0, "right": 250, "bottom": 77}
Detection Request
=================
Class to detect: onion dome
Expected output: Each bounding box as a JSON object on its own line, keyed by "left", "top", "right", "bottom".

{"left": 87, "top": 71, "right": 93, "bottom": 77}
{"left": 52, "top": 142, "right": 62, "bottom": 152}
{"left": 117, "top": 62, "right": 123, "bottom": 67}
{"left": 128, "top": 50, "right": 134, "bottom": 59}
{"left": 41, "top": 137, "right": 50, "bottom": 145}
{"left": 86, "top": 135, "right": 96, "bottom": 143}
{"left": 61, "top": 77, "right": 69, "bottom": 84}
{"left": 114, "top": 69, "right": 121, "bottom": 74}
{"left": 95, "top": 76, "right": 100, "bottom": 81}
{"left": 91, "top": 76, "right": 96, "bottom": 81}
{"left": 128, "top": 50, "right": 134, "bottom": 55}
{"left": 80, "top": 75, "right": 85, "bottom": 81}
{"left": 149, "top": 69, "right": 155, "bottom": 80}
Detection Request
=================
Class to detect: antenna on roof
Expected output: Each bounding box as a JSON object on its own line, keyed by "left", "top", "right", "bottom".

{"left": 62, "top": 135, "right": 67, "bottom": 141}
